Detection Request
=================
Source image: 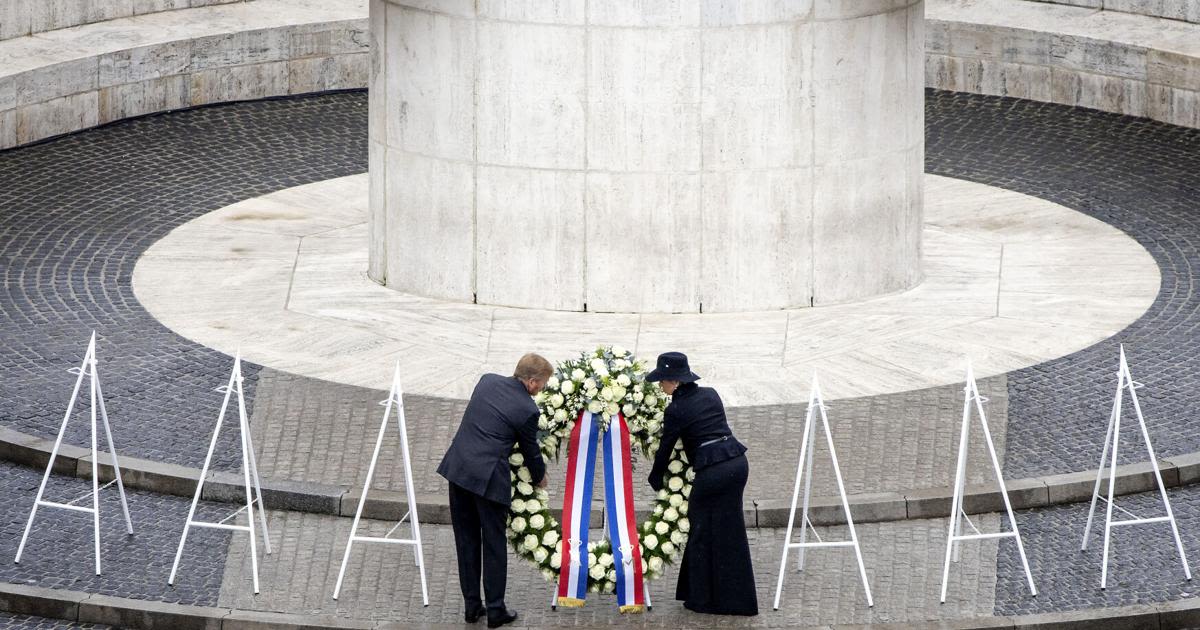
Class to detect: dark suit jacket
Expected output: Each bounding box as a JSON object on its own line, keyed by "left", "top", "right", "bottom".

{"left": 648, "top": 382, "right": 746, "bottom": 491}
{"left": 437, "top": 373, "right": 547, "bottom": 505}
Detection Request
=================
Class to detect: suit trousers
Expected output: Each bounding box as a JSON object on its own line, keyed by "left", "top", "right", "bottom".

{"left": 449, "top": 482, "right": 509, "bottom": 613}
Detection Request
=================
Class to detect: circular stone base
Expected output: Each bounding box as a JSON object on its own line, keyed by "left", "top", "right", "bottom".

{"left": 132, "top": 174, "right": 1159, "bottom": 406}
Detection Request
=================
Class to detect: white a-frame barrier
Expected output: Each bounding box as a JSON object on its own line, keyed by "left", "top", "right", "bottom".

{"left": 773, "top": 374, "right": 873, "bottom": 610}
{"left": 169, "top": 351, "right": 271, "bottom": 594}
{"left": 15, "top": 331, "right": 134, "bottom": 575}
{"left": 332, "top": 362, "right": 428, "bottom": 606}
{"left": 1080, "top": 345, "right": 1191, "bottom": 589}
{"left": 941, "top": 360, "right": 1036, "bottom": 603}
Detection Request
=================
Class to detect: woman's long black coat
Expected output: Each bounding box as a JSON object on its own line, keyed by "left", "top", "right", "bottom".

{"left": 648, "top": 382, "right": 758, "bottom": 616}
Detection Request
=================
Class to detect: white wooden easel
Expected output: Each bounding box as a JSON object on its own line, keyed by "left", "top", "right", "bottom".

{"left": 14, "top": 332, "right": 134, "bottom": 575}
{"left": 332, "top": 362, "right": 428, "bottom": 605}
{"left": 773, "top": 374, "right": 873, "bottom": 610}
{"left": 168, "top": 351, "right": 271, "bottom": 593}
{"left": 1080, "top": 345, "right": 1191, "bottom": 589}
{"left": 940, "top": 360, "right": 1036, "bottom": 603}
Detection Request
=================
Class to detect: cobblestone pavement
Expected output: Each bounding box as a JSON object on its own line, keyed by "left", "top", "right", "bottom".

{"left": 995, "top": 482, "right": 1200, "bottom": 616}
{"left": 0, "top": 614, "right": 108, "bottom": 630}
{"left": 924, "top": 91, "right": 1200, "bottom": 478}
{"left": 218, "top": 509, "right": 999, "bottom": 627}
{"left": 0, "top": 460, "right": 230, "bottom": 606}
{"left": 0, "top": 92, "right": 367, "bottom": 470}
{"left": 251, "top": 368, "right": 1008, "bottom": 502}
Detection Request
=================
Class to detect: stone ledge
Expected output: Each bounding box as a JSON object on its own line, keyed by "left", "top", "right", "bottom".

{"left": 927, "top": 0, "right": 1200, "bottom": 129}
{"left": 1026, "top": 0, "right": 1200, "bottom": 25}
{"left": 5, "top": 582, "right": 1200, "bottom": 629}
{"left": 0, "top": 0, "right": 368, "bottom": 150}
{"left": 0, "top": 425, "right": 1191, "bottom": 528}
{"left": 0, "top": 0, "right": 248, "bottom": 42}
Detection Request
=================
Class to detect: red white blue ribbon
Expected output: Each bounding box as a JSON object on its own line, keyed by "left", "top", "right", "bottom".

{"left": 556, "top": 411, "right": 645, "bottom": 612}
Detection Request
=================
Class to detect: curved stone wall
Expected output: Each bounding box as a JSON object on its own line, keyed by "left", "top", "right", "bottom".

{"left": 0, "top": 0, "right": 247, "bottom": 41}
{"left": 367, "top": 0, "right": 925, "bottom": 313}
{"left": 0, "top": 0, "right": 367, "bottom": 149}
{"left": 926, "top": 0, "right": 1200, "bottom": 129}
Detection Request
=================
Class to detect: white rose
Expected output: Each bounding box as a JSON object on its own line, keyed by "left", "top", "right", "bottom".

{"left": 653, "top": 505, "right": 664, "bottom": 516}
{"left": 589, "top": 358, "right": 605, "bottom": 373}
{"left": 542, "top": 530, "right": 559, "bottom": 546}
{"left": 542, "top": 567, "right": 555, "bottom": 580}
{"left": 509, "top": 452, "right": 523, "bottom": 465}
{"left": 613, "top": 386, "right": 627, "bottom": 400}
{"left": 664, "top": 507, "right": 679, "bottom": 522}
{"left": 656, "top": 489, "right": 669, "bottom": 500}
{"left": 616, "top": 373, "right": 631, "bottom": 387}
{"left": 596, "top": 367, "right": 610, "bottom": 379}
{"left": 612, "top": 345, "right": 627, "bottom": 356}
{"left": 680, "top": 501, "right": 688, "bottom": 515}
{"left": 550, "top": 552, "right": 562, "bottom": 569}
{"left": 603, "top": 580, "right": 615, "bottom": 594}
{"left": 599, "top": 553, "right": 613, "bottom": 568}
{"left": 654, "top": 411, "right": 664, "bottom": 421}
{"left": 583, "top": 378, "right": 596, "bottom": 391}
{"left": 683, "top": 485, "right": 692, "bottom": 498}
{"left": 572, "top": 369, "right": 586, "bottom": 381}
{"left": 550, "top": 393, "right": 564, "bottom": 408}
{"left": 530, "top": 514, "right": 545, "bottom": 529}
{"left": 588, "top": 541, "right": 598, "bottom": 552}
{"left": 587, "top": 400, "right": 604, "bottom": 414}
{"left": 547, "top": 376, "right": 559, "bottom": 390}
{"left": 668, "top": 477, "right": 684, "bottom": 492}
{"left": 525, "top": 499, "right": 541, "bottom": 514}
{"left": 511, "top": 517, "right": 527, "bottom": 533}
{"left": 622, "top": 404, "right": 635, "bottom": 417}
{"left": 662, "top": 541, "right": 675, "bottom": 555}
{"left": 640, "top": 558, "right": 648, "bottom": 573}
{"left": 645, "top": 396, "right": 658, "bottom": 407}
{"left": 560, "top": 380, "right": 575, "bottom": 395}
{"left": 517, "top": 467, "right": 532, "bottom": 483}
{"left": 517, "top": 482, "right": 533, "bottom": 496}
{"left": 649, "top": 556, "right": 663, "bottom": 573}
{"left": 511, "top": 498, "right": 526, "bottom": 513}
{"left": 633, "top": 392, "right": 644, "bottom": 403}
{"left": 667, "top": 460, "right": 683, "bottom": 474}
{"left": 523, "top": 534, "right": 539, "bottom": 551}
{"left": 606, "top": 403, "right": 620, "bottom": 416}
{"left": 671, "top": 531, "right": 684, "bottom": 545}
{"left": 669, "top": 494, "right": 683, "bottom": 508}
{"left": 606, "top": 568, "right": 617, "bottom": 583}
{"left": 600, "top": 386, "right": 614, "bottom": 401}
{"left": 644, "top": 534, "right": 658, "bottom": 550}
{"left": 589, "top": 564, "right": 605, "bottom": 580}
{"left": 553, "top": 409, "right": 567, "bottom": 423}
{"left": 654, "top": 521, "right": 669, "bottom": 535}
{"left": 679, "top": 517, "right": 690, "bottom": 532}
{"left": 537, "top": 414, "right": 550, "bottom": 430}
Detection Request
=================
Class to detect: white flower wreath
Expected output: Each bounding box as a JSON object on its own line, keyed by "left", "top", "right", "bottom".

{"left": 507, "top": 346, "right": 694, "bottom": 594}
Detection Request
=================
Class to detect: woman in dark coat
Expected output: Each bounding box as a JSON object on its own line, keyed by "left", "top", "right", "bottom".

{"left": 646, "top": 351, "right": 758, "bottom": 616}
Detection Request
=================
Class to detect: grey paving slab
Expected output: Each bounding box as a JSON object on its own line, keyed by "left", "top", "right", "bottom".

{"left": 216, "top": 510, "right": 998, "bottom": 628}
{"left": 0, "top": 460, "right": 229, "bottom": 606}
{"left": 0, "top": 613, "right": 110, "bottom": 630}
{"left": 248, "top": 368, "right": 1010, "bottom": 507}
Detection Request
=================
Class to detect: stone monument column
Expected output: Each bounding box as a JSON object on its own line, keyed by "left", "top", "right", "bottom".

{"left": 368, "top": 0, "right": 923, "bottom": 313}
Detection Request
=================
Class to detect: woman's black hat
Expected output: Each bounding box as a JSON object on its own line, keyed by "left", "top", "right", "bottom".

{"left": 645, "top": 351, "right": 701, "bottom": 383}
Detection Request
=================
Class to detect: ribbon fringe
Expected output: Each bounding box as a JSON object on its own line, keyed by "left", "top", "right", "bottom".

{"left": 557, "top": 597, "right": 586, "bottom": 608}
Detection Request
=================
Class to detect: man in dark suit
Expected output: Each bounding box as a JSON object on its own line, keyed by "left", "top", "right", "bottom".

{"left": 437, "top": 353, "right": 550, "bottom": 628}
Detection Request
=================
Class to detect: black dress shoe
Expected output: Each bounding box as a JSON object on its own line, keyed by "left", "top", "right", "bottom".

{"left": 465, "top": 604, "right": 485, "bottom": 623}
{"left": 486, "top": 609, "right": 518, "bottom": 628}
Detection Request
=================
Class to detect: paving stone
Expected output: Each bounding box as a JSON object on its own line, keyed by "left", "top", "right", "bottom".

{"left": 0, "top": 612, "right": 111, "bottom": 630}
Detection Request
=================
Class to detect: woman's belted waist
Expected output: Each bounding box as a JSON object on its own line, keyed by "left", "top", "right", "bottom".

{"left": 692, "top": 435, "right": 747, "bottom": 471}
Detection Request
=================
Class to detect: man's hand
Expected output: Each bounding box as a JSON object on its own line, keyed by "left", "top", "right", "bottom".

{"left": 537, "top": 476, "right": 549, "bottom": 489}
